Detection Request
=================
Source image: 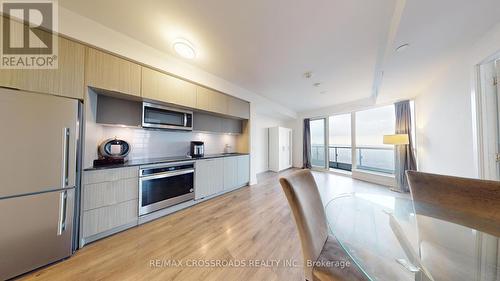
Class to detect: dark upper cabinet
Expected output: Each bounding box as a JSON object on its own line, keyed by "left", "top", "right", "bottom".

{"left": 193, "top": 112, "right": 242, "bottom": 134}
{"left": 95, "top": 93, "right": 142, "bottom": 127}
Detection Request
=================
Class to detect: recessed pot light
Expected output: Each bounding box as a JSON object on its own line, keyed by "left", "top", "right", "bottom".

{"left": 303, "top": 71, "right": 313, "bottom": 79}
{"left": 172, "top": 38, "right": 196, "bottom": 59}
{"left": 395, "top": 43, "right": 410, "bottom": 53}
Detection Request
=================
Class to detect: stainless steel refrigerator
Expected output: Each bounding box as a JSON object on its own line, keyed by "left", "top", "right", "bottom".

{"left": 0, "top": 88, "right": 81, "bottom": 280}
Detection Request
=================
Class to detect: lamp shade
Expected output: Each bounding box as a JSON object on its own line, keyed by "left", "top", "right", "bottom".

{"left": 383, "top": 134, "right": 409, "bottom": 145}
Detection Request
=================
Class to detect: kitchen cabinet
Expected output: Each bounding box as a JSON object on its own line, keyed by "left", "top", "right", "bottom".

{"left": 269, "top": 127, "right": 293, "bottom": 172}
{"left": 83, "top": 177, "right": 138, "bottom": 211}
{"left": 222, "top": 118, "right": 243, "bottom": 134}
{"left": 237, "top": 155, "right": 250, "bottom": 186}
{"left": 194, "top": 112, "right": 242, "bottom": 134}
{"left": 0, "top": 36, "right": 85, "bottom": 99}
{"left": 223, "top": 157, "right": 238, "bottom": 190}
{"left": 85, "top": 48, "right": 141, "bottom": 97}
{"left": 195, "top": 158, "right": 224, "bottom": 199}
{"left": 82, "top": 200, "right": 137, "bottom": 240}
{"left": 81, "top": 166, "right": 139, "bottom": 245}
{"left": 227, "top": 96, "right": 250, "bottom": 119}
{"left": 193, "top": 112, "right": 223, "bottom": 133}
{"left": 196, "top": 86, "right": 228, "bottom": 115}
{"left": 141, "top": 67, "right": 196, "bottom": 108}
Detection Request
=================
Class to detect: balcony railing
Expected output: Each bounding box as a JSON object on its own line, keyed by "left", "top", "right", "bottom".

{"left": 311, "top": 145, "right": 394, "bottom": 174}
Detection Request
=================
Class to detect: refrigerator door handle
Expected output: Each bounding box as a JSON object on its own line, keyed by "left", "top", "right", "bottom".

{"left": 57, "top": 190, "right": 68, "bottom": 235}
{"left": 62, "top": 128, "right": 70, "bottom": 188}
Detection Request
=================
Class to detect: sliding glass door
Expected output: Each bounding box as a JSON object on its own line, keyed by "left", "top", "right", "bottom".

{"left": 310, "top": 118, "right": 327, "bottom": 168}
{"left": 328, "top": 114, "right": 352, "bottom": 171}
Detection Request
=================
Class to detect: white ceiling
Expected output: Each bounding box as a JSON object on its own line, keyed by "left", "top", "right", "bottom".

{"left": 59, "top": 0, "right": 500, "bottom": 113}
{"left": 379, "top": 0, "right": 500, "bottom": 103}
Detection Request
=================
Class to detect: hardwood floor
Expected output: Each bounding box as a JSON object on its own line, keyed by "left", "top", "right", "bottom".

{"left": 20, "top": 170, "right": 398, "bottom": 281}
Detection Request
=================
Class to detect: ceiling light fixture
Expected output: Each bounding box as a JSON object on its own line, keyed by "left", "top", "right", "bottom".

{"left": 313, "top": 82, "right": 321, "bottom": 87}
{"left": 395, "top": 43, "right": 410, "bottom": 53}
{"left": 172, "top": 38, "right": 196, "bottom": 59}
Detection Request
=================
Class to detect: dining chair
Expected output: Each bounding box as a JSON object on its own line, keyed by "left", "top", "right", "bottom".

{"left": 407, "top": 171, "right": 500, "bottom": 281}
{"left": 406, "top": 170, "right": 500, "bottom": 236}
{"left": 279, "top": 170, "right": 369, "bottom": 281}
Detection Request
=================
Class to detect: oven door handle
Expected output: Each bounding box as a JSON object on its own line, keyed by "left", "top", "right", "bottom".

{"left": 140, "top": 168, "right": 195, "bottom": 181}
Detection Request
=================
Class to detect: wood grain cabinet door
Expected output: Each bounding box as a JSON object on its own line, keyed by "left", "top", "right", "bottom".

{"left": 85, "top": 48, "right": 141, "bottom": 97}
{"left": 0, "top": 36, "right": 85, "bottom": 99}
{"left": 141, "top": 67, "right": 196, "bottom": 108}
{"left": 196, "top": 86, "right": 228, "bottom": 115}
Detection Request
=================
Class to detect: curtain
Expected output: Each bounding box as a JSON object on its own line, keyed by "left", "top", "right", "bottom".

{"left": 303, "top": 118, "right": 312, "bottom": 169}
{"left": 394, "top": 101, "right": 417, "bottom": 192}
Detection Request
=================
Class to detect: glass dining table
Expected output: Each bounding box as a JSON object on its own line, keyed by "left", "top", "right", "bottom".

{"left": 324, "top": 192, "right": 500, "bottom": 281}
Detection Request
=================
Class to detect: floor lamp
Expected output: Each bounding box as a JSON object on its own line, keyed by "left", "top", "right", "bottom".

{"left": 383, "top": 134, "right": 409, "bottom": 192}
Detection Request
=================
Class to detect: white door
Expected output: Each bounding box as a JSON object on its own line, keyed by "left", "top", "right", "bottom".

{"left": 495, "top": 59, "right": 500, "bottom": 179}
{"left": 278, "top": 127, "right": 286, "bottom": 170}
{"left": 286, "top": 128, "right": 293, "bottom": 168}
{"left": 479, "top": 60, "right": 500, "bottom": 180}
{"left": 279, "top": 127, "right": 292, "bottom": 170}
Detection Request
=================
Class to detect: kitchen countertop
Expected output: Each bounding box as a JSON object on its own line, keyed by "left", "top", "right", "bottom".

{"left": 83, "top": 153, "right": 249, "bottom": 171}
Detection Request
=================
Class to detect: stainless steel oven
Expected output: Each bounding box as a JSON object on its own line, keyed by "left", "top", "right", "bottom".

{"left": 142, "top": 102, "right": 193, "bottom": 131}
{"left": 139, "top": 161, "right": 195, "bottom": 216}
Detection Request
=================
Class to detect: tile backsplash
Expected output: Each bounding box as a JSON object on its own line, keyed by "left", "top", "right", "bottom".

{"left": 84, "top": 124, "right": 237, "bottom": 168}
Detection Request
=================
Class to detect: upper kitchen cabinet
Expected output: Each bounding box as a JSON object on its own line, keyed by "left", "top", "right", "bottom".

{"left": 227, "top": 96, "right": 250, "bottom": 119}
{"left": 0, "top": 36, "right": 85, "bottom": 99}
{"left": 85, "top": 48, "right": 141, "bottom": 97}
{"left": 196, "top": 86, "right": 228, "bottom": 115}
{"left": 141, "top": 67, "right": 196, "bottom": 108}
{"left": 193, "top": 112, "right": 242, "bottom": 134}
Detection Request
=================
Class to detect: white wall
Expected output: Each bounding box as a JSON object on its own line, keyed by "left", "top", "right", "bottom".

{"left": 414, "top": 56, "right": 476, "bottom": 177}
{"left": 415, "top": 22, "right": 500, "bottom": 178}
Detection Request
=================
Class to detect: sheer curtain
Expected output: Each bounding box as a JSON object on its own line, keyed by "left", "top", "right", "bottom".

{"left": 394, "top": 101, "right": 417, "bottom": 192}
{"left": 303, "top": 118, "right": 312, "bottom": 169}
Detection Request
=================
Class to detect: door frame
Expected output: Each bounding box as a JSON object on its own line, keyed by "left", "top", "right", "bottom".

{"left": 473, "top": 53, "right": 500, "bottom": 180}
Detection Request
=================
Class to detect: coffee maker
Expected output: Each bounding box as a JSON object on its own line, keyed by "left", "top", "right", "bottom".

{"left": 190, "top": 141, "right": 204, "bottom": 158}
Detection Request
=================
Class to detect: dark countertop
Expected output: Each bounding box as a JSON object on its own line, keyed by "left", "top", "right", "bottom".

{"left": 84, "top": 153, "right": 249, "bottom": 171}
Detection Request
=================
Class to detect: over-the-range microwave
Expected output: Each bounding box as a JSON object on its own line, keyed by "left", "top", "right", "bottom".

{"left": 142, "top": 102, "right": 193, "bottom": 131}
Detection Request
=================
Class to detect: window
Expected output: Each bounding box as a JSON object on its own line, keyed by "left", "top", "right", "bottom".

{"left": 328, "top": 114, "right": 352, "bottom": 171}
{"left": 355, "top": 105, "right": 395, "bottom": 174}
{"left": 310, "top": 119, "right": 326, "bottom": 168}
